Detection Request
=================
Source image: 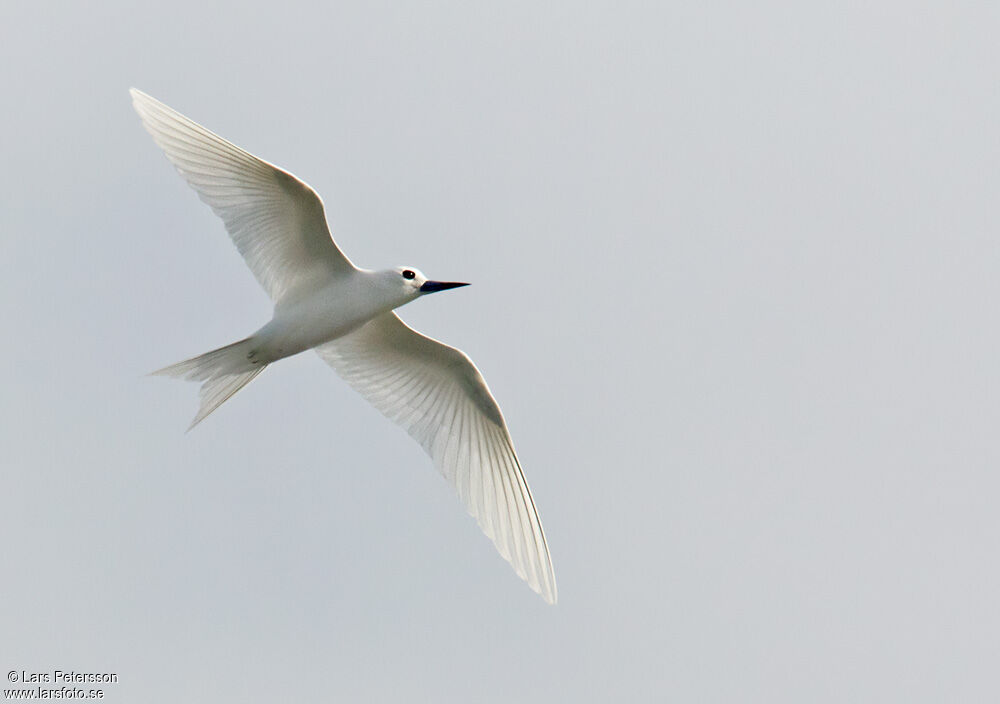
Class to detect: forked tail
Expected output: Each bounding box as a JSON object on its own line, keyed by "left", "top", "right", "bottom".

{"left": 152, "top": 338, "right": 266, "bottom": 429}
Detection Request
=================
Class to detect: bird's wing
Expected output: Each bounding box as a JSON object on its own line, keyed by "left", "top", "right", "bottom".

{"left": 316, "top": 312, "right": 557, "bottom": 604}
{"left": 131, "top": 88, "right": 355, "bottom": 302}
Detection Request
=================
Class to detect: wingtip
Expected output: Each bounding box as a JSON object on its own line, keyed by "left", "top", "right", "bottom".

{"left": 539, "top": 578, "right": 558, "bottom": 605}
{"left": 129, "top": 88, "right": 150, "bottom": 117}
{"left": 129, "top": 87, "right": 159, "bottom": 114}
{"left": 523, "top": 566, "right": 558, "bottom": 605}
{"left": 186, "top": 408, "right": 210, "bottom": 432}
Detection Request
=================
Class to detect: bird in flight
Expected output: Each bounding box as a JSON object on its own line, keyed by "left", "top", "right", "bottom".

{"left": 130, "top": 89, "right": 556, "bottom": 604}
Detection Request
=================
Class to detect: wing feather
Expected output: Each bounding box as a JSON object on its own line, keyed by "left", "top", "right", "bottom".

{"left": 316, "top": 312, "right": 557, "bottom": 603}
{"left": 131, "top": 89, "right": 355, "bottom": 302}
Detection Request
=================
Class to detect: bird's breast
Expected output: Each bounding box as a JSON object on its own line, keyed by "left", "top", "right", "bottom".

{"left": 252, "top": 281, "right": 389, "bottom": 362}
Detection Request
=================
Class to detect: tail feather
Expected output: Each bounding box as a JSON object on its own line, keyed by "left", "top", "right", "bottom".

{"left": 187, "top": 368, "right": 265, "bottom": 429}
{"left": 152, "top": 337, "right": 267, "bottom": 428}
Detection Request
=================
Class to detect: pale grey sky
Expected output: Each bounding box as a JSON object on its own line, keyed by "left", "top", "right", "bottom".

{"left": 2, "top": 1, "right": 998, "bottom": 701}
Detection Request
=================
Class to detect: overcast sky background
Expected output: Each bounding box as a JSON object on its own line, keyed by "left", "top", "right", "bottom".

{"left": 1, "top": 1, "right": 998, "bottom": 701}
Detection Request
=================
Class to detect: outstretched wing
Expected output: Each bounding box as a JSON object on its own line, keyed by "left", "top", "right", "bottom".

{"left": 316, "top": 313, "right": 557, "bottom": 604}
{"left": 131, "top": 88, "right": 355, "bottom": 302}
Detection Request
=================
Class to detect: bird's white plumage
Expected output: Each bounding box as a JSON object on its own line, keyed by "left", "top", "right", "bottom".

{"left": 130, "top": 89, "right": 355, "bottom": 302}
{"left": 132, "top": 89, "right": 556, "bottom": 603}
{"left": 317, "top": 313, "right": 557, "bottom": 604}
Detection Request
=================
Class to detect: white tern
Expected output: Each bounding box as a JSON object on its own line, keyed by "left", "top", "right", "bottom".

{"left": 131, "top": 89, "right": 556, "bottom": 604}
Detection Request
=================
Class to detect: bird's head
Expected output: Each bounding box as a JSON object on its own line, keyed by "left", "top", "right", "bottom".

{"left": 381, "top": 266, "right": 470, "bottom": 302}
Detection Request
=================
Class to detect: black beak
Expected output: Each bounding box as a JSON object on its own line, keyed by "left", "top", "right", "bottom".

{"left": 420, "top": 280, "right": 470, "bottom": 293}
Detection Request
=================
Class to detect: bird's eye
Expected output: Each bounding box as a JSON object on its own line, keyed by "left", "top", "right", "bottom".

{"left": 402, "top": 270, "right": 416, "bottom": 280}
